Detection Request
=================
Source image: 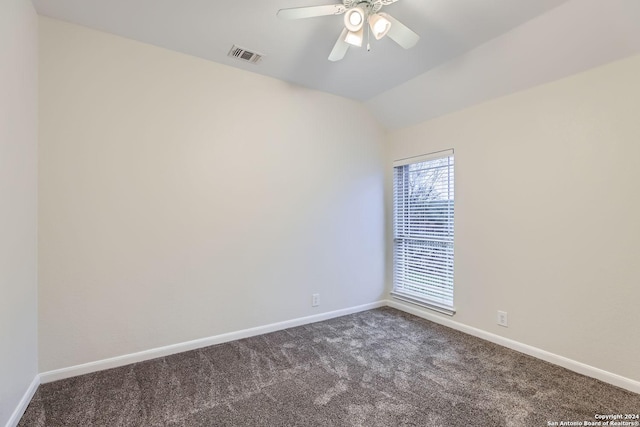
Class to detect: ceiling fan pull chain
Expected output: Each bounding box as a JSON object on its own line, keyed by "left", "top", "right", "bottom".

{"left": 367, "top": 21, "right": 372, "bottom": 52}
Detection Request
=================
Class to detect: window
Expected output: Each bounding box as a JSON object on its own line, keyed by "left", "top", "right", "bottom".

{"left": 392, "top": 150, "right": 455, "bottom": 315}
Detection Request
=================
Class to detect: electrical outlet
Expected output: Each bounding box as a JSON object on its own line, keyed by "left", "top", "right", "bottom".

{"left": 497, "top": 311, "right": 508, "bottom": 327}
{"left": 312, "top": 294, "right": 320, "bottom": 307}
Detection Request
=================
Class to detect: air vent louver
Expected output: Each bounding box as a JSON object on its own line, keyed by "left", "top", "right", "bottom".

{"left": 228, "top": 45, "right": 264, "bottom": 64}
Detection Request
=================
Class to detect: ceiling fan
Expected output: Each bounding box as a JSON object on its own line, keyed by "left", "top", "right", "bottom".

{"left": 277, "top": 0, "right": 420, "bottom": 61}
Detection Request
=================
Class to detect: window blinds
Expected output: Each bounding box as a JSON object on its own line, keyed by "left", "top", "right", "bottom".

{"left": 392, "top": 150, "right": 455, "bottom": 314}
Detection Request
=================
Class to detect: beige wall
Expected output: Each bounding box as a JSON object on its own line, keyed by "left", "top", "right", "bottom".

{"left": 0, "top": 0, "right": 39, "bottom": 424}
{"left": 34, "top": 7, "right": 640, "bottom": 387}
{"left": 387, "top": 55, "right": 640, "bottom": 381}
{"left": 38, "top": 17, "right": 386, "bottom": 372}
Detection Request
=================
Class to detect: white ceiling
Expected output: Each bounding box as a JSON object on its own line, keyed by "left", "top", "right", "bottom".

{"left": 32, "top": 0, "right": 570, "bottom": 101}
{"left": 367, "top": 0, "right": 640, "bottom": 129}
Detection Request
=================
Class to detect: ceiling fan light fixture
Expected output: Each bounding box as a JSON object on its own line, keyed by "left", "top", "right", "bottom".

{"left": 369, "top": 13, "right": 391, "bottom": 40}
{"left": 344, "top": 7, "right": 365, "bottom": 32}
{"left": 344, "top": 27, "right": 364, "bottom": 47}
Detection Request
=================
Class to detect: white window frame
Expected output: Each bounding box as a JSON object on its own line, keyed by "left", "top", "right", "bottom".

{"left": 392, "top": 149, "right": 456, "bottom": 316}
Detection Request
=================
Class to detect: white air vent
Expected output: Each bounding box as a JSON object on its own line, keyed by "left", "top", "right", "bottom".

{"left": 228, "top": 45, "right": 264, "bottom": 64}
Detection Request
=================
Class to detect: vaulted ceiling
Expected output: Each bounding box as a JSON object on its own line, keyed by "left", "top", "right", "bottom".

{"left": 32, "top": 0, "right": 640, "bottom": 129}
{"left": 32, "top": 0, "right": 568, "bottom": 101}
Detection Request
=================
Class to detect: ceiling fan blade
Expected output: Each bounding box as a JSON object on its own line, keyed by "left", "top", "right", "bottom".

{"left": 328, "top": 28, "right": 350, "bottom": 61}
{"left": 381, "top": 13, "right": 420, "bottom": 49}
{"left": 277, "top": 4, "right": 347, "bottom": 20}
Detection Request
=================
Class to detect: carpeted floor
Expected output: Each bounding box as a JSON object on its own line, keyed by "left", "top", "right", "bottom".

{"left": 19, "top": 307, "right": 639, "bottom": 426}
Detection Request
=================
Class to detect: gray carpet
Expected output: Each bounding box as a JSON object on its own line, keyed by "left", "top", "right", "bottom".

{"left": 19, "top": 307, "right": 639, "bottom": 426}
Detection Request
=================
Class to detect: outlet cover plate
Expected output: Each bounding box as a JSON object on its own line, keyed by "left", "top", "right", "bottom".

{"left": 497, "top": 310, "right": 508, "bottom": 327}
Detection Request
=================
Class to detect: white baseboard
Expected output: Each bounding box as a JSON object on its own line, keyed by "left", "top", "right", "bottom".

{"left": 33, "top": 297, "right": 640, "bottom": 394}
{"left": 387, "top": 299, "right": 640, "bottom": 394}
{"left": 39, "top": 300, "right": 386, "bottom": 384}
{"left": 5, "top": 374, "right": 40, "bottom": 427}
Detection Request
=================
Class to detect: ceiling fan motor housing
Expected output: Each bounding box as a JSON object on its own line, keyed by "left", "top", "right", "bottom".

{"left": 343, "top": 0, "right": 384, "bottom": 15}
